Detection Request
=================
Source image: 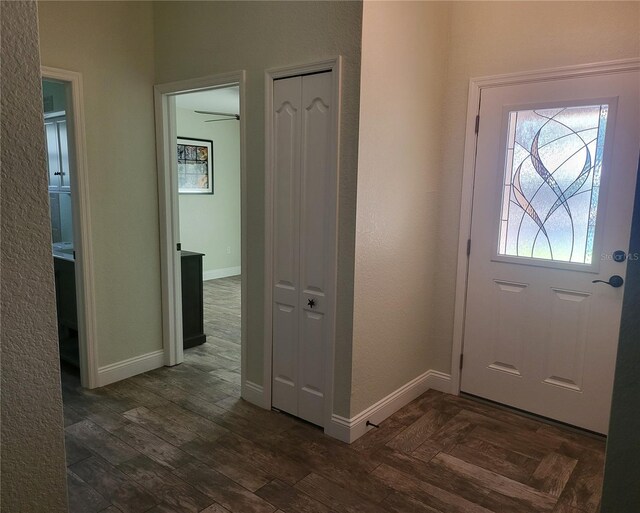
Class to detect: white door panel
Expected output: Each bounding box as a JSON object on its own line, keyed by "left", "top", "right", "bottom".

{"left": 462, "top": 70, "right": 639, "bottom": 433}
{"left": 58, "top": 120, "right": 71, "bottom": 188}
{"left": 272, "top": 71, "right": 334, "bottom": 427}
{"left": 272, "top": 302, "right": 297, "bottom": 410}
{"left": 297, "top": 72, "right": 333, "bottom": 425}
{"left": 299, "top": 309, "right": 325, "bottom": 425}
{"left": 45, "top": 121, "right": 61, "bottom": 187}
{"left": 272, "top": 76, "right": 302, "bottom": 415}
{"left": 301, "top": 72, "right": 332, "bottom": 294}
{"left": 487, "top": 279, "right": 531, "bottom": 377}
{"left": 273, "top": 76, "right": 301, "bottom": 290}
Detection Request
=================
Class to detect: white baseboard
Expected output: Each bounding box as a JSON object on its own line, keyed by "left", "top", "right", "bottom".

{"left": 203, "top": 266, "right": 241, "bottom": 281}
{"left": 241, "top": 380, "right": 267, "bottom": 409}
{"left": 325, "top": 369, "right": 452, "bottom": 444}
{"left": 97, "top": 350, "right": 165, "bottom": 387}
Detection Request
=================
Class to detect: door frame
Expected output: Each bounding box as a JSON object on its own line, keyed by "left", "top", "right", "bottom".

{"left": 41, "top": 66, "right": 99, "bottom": 388}
{"left": 154, "top": 71, "right": 247, "bottom": 379}
{"left": 263, "top": 57, "right": 342, "bottom": 429}
{"left": 451, "top": 58, "right": 640, "bottom": 395}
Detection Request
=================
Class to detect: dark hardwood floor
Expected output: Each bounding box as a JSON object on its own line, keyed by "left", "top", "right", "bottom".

{"left": 62, "top": 275, "right": 605, "bottom": 513}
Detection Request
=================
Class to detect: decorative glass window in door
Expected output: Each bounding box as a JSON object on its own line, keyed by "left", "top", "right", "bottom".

{"left": 498, "top": 105, "right": 609, "bottom": 264}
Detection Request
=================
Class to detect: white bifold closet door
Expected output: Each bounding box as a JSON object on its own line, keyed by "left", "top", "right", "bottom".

{"left": 272, "top": 71, "right": 334, "bottom": 427}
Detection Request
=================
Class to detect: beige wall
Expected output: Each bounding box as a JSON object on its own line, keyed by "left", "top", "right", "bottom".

{"left": 1, "top": 1, "right": 68, "bottom": 509}
{"left": 38, "top": 1, "right": 162, "bottom": 367}
{"left": 351, "top": 0, "right": 639, "bottom": 416}
{"left": 351, "top": 1, "right": 450, "bottom": 415}
{"left": 31, "top": 0, "right": 636, "bottom": 424}
{"left": 432, "top": 1, "right": 640, "bottom": 374}
{"left": 177, "top": 107, "right": 241, "bottom": 276}
{"left": 36, "top": 1, "right": 362, "bottom": 415}
{"left": 154, "top": 1, "right": 363, "bottom": 416}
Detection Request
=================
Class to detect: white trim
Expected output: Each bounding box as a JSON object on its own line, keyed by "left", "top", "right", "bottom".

{"left": 203, "top": 266, "right": 241, "bottom": 282}
{"left": 241, "top": 380, "right": 266, "bottom": 408}
{"left": 155, "top": 90, "right": 182, "bottom": 367}
{"left": 468, "top": 58, "right": 640, "bottom": 90}
{"left": 450, "top": 73, "right": 482, "bottom": 396}
{"left": 325, "top": 370, "right": 452, "bottom": 444}
{"left": 41, "top": 66, "right": 99, "bottom": 388}
{"left": 97, "top": 350, "right": 164, "bottom": 387}
{"left": 154, "top": 72, "right": 248, "bottom": 383}
{"left": 451, "top": 58, "right": 640, "bottom": 396}
{"left": 264, "top": 57, "right": 343, "bottom": 428}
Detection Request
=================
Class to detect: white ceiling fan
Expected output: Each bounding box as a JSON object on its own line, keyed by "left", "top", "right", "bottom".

{"left": 195, "top": 110, "right": 240, "bottom": 122}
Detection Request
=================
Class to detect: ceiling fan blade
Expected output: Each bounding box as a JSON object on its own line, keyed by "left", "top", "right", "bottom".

{"left": 195, "top": 110, "right": 239, "bottom": 119}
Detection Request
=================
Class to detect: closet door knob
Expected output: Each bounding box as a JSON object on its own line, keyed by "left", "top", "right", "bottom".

{"left": 307, "top": 298, "right": 315, "bottom": 308}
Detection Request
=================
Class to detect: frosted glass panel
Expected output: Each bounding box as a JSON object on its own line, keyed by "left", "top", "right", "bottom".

{"left": 498, "top": 105, "right": 608, "bottom": 264}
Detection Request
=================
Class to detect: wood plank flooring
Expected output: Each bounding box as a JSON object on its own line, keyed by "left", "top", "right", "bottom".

{"left": 62, "top": 275, "right": 605, "bottom": 513}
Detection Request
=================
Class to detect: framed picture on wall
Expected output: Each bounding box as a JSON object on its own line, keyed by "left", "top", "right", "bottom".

{"left": 177, "top": 137, "right": 214, "bottom": 194}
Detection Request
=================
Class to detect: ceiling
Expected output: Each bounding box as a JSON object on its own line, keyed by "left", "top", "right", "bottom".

{"left": 175, "top": 86, "right": 239, "bottom": 115}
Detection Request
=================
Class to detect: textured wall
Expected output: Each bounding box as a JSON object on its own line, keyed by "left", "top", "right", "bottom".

{"left": 154, "top": 1, "right": 363, "bottom": 416}
{"left": 351, "top": 1, "right": 450, "bottom": 415}
{"left": 0, "top": 1, "right": 68, "bottom": 510}
{"left": 433, "top": 1, "right": 640, "bottom": 373}
{"left": 176, "top": 107, "right": 241, "bottom": 276}
{"left": 38, "top": 1, "right": 162, "bottom": 367}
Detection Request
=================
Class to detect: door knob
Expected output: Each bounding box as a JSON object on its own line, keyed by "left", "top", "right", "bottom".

{"left": 307, "top": 298, "right": 315, "bottom": 308}
{"left": 592, "top": 275, "right": 624, "bottom": 288}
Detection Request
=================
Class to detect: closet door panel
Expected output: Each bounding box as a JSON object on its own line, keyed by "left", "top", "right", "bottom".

{"left": 271, "top": 70, "right": 334, "bottom": 428}
{"left": 272, "top": 76, "right": 302, "bottom": 415}
{"left": 298, "top": 72, "right": 332, "bottom": 425}
{"left": 300, "top": 72, "right": 331, "bottom": 293}
{"left": 299, "top": 310, "right": 325, "bottom": 425}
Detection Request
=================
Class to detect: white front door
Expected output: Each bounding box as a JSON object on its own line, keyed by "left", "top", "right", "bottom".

{"left": 271, "top": 71, "right": 335, "bottom": 427}
{"left": 461, "top": 69, "right": 640, "bottom": 433}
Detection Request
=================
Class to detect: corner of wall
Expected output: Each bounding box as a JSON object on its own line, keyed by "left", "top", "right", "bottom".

{"left": 327, "top": 369, "right": 452, "bottom": 444}
{"left": 350, "top": 0, "right": 454, "bottom": 419}
{"left": 1, "top": 1, "right": 68, "bottom": 509}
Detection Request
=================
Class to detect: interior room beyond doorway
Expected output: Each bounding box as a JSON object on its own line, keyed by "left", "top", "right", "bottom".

{"left": 175, "top": 86, "right": 242, "bottom": 382}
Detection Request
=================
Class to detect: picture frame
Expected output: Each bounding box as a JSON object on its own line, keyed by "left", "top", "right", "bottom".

{"left": 177, "top": 137, "right": 214, "bottom": 194}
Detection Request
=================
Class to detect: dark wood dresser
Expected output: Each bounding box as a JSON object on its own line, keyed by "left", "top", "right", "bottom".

{"left": 181, "top": 250, "right": 206, "bottom": 349}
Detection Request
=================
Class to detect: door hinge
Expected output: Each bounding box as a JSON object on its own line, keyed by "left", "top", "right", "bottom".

{"left": 176, "top": 243, "right": 182, "bottom": 251}
{"left": 459, "top": 354, "right": 464, "bottom": 370}
{"left": 467, "top": 239, "right": 471, "bottom": 256}
{"left": 475, "top": 114, "right": 480, "bottom": 134}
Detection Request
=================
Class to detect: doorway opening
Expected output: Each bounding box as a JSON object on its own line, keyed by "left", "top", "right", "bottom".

{"left": 176, "top": 87, "right": 242, "bottom": 383}
{"left": 41, "top": 68, "right": 98, "bottom": 388}
{"left": 44, "top": 79, "right": 78, "bottom": 372}
{"left": 155, "top": 73, "right": 246, "bottom": 395}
